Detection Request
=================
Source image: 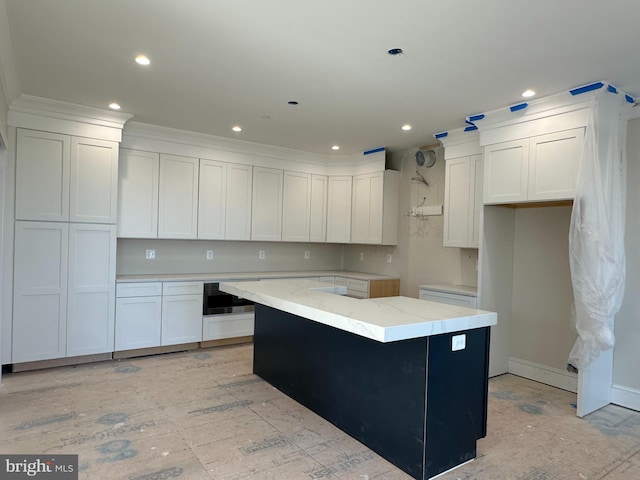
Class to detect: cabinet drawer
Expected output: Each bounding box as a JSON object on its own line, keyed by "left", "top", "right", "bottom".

{"left": 419, "top": 289, "right": 477, "bottom": 308}
{"left": 162, "top": 281, "right": 204, "bottom": 296}
{"left": 203, "top": 312, "right": 254, "bottom": 341}
{"left": 116, "top": 282, "right": 162, "bottom": 298}
{"left": 317, "top": 276, "right": 335, "bottom": 284}
{"left": 334, "top": 277, "right": 347, "bottom": 286}
{"left": 346, "top": 278, "right": 368, "bottom": 293}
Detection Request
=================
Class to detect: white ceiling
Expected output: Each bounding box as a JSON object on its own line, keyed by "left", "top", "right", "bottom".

{"left": 3, "top": 0, "right": 640, "bottom": 155}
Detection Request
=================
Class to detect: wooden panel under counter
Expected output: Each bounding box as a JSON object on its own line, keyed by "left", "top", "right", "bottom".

{"left": 369, "top": 278, "right": 400, "bottom": 298}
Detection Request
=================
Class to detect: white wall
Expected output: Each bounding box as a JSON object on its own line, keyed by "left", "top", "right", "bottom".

{"left": 117, "top": 239, "right": 343, "bottom": 275}
{"left": 342, "top": 148, "right": 479, "bottom": 297}
{"left": 614, "top": 118, "right": 640, "bottom": 393}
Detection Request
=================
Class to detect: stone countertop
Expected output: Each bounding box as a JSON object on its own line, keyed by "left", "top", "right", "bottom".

{"left": 220, "top": 278, "right": 496, "bottom": 343}
{"left": 418, "top": 284, "right": 478, "bottom": 297}
{"left": 116, "top": 270, "right": 399, "bottom": 283}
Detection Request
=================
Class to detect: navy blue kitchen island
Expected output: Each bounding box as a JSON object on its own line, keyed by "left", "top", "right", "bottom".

{"left": 220, "top": 279, "right": 497, "bottom": 479}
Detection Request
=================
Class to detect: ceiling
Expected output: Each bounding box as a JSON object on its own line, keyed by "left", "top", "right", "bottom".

{"left": 3, "top": 0, "right": 640, "bottom": 155}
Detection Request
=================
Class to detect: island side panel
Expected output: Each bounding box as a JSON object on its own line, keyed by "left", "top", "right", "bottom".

{"left": 424, "top": 327, "right": 490, "bottom": 479}
{"left": 253, "top": 304, "right": 428, "bottom": 480}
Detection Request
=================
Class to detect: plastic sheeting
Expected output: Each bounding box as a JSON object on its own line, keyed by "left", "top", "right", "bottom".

{"left": 568, "top": 90, "right": 632, "bottom": 370}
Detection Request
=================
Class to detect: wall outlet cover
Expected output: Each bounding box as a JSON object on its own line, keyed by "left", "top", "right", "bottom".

{"left": 145, "top": 249, "right": 156, "bottom": 260}
{"left": 206, "top": 250, "right": 214, "bottom": 260}
{"left": 259, "top": 250, "right": 266, "bottom": 259}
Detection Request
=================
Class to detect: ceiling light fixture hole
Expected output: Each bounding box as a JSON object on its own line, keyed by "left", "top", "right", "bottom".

{"left": 288, "top": 101, "right": 299, "bottom": 105}
{"left": 388, "top": 48, "right": 403, "bottom": 56}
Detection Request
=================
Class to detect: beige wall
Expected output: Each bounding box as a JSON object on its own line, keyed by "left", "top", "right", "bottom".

{"left": 117, "top": 239, "right": 343, "bottom": 275}
{"left": 614, "top": 118, "right": 640, "bottom": 390}
{"left": 509, "top": 206, "right": 576, "bottom": 371}
{"left": 343, "top": 148, "right": 479, "bottom": 297}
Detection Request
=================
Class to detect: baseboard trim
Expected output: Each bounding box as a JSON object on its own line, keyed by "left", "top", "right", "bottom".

{"left": 611, "top": 384, "right": 640, "bottom": 411}
{"left": 12, "top": 353, "right": 113, "bottom": 372}
{"left": 508, "top": 357, "right": 578, "bottom": 393}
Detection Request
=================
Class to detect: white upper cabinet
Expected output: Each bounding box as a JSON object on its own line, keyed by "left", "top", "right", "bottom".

{"left": 326, "top": 176, "right": 352, "bottom": 243}
{"left": 251, "top": 166, "right": 283, "bottom": 241}
{"left": 528, "top": 128, "right": 584, "bottom": 201}
{"left": 69, "top": 137, "right": 119, "bottom": 224}
{"left": 350, "top": 171, "right": 400, "bottom": 245}
{"left": 444, "top": 154, "right": 483, "bottom": 248}
{"left": 66, "top": 224, "right": 117, "bottom": 357}
{"left": 15, "top": 129, "right": 70, "bottom": 222}
{"left": 117, "top": 149, "right": 160, "bottom": 238}
{"left": 225, "top": 163, "right": 253, "bottom": 240}
{"left": 158, "top": 154, "right": 199, "bottom": 239}
{"left": 483, "top": 139, "right": 529, "bottom": 204}
{"left": 483, "top": 128, "right": 584, "bottom": 204}
{"left": 282, "top": 171, "right": 311, "bottom": 242}
{"left": 15, "top": 129, "right": 118, "bottom": 224}
{"left": 309, "top": 174, "right": 328, "bottom": 242}
{"left": 198, "top": 159, "right": 227, "bottom": 239}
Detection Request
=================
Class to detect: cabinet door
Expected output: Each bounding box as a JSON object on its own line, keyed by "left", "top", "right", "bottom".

{"left": 351, "top": 174, "right": 372, "bottom": 244}
{"left": 161, "top": 294, "right": 203, "bottom": 345}
{"left": 66, "top": 224, "right": 117, "bottom": 357}
{"left": 117, "top": 149, "right": 160, "bottom": 238}
{"left": 12, "top": 221, "right": 69, "bottom": 362}
{"left": 309, "top": 175, "right": 328, "bottom": 242}
{"left": 326, "top": 176, "right": 352, "bottom": 243}
{"left": 251, "top": 166, "right": 283, "bottom": 241}
{"left": 282, "top": 171, "right": 311, "bottom": 242}
{"left": 70, "top": 137, "right": 119, "bottom": 224}
{"left": 443, "top": 157, "right": 472, "bottom": 247}
{"left": 469, "top": 155, "right": 484, "bottom": 248}
{"left": 225, "top": 164, "right": 252, "bottom": 240}
{"left": 158, "top": 154, "right": 199, "bottom": 239}
{"left": 198, "top": 159, "right": 227, "bottom": 239}
{"left": 15, "top": 129, "right": 70, "bottom": 222}
{"left": 483, "top": 139, "right": 529, "bottom": 204}
{"left": 528, "top": 128, "right": 584, "bottom": 201}
{"left": 115, "top": 296, "right": 162, "bottom": 350}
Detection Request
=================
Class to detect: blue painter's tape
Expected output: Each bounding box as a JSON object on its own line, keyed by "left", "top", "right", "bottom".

{"left": 608, "top": 85, "right": 618, "bottom": 94}
{"left": 434, "top": 132, "right": 448, "bottom": 139}
{"left": 464, "top": 125, "right": 478, "bottom": 132}
{"left": 625, "top": 94, "right": 635, "bottom": 104}
{"left": 468, "top": 114, "right": 485, "bottom": 122}
{"left": 569, "top": 82, "right": 604, "bottom": 96}
{"left": 510, "top": 102, "right": 528, "bottom": 112}
{"left": 363, "top": 147, "right": 385, "bottom": 156}
{"left": 465, "top": 120, "right": 475, "bottom": 126}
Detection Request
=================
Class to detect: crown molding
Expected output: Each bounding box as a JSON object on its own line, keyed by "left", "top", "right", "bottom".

{"left": 9, "top": 94, "right": 133, "bottom": 129}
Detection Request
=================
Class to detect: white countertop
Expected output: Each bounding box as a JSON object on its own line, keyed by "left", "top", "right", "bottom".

{"left": 220, "top": 279, "right": 496, "bottom": 343}
{"left": 116, "top": 270, "right": 398, "bottom": 283}
{"left": 418, "top": 284, "right": 478, "bottom": 297}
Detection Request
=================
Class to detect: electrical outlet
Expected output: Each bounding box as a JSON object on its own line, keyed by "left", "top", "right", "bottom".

{"left": 304, "top": 250, "right": 310, "bottom": 260}
{"left": 359, "top": 252, "right": 364, "bottom": 261}
{"left": 206, "top": 250, "right": 214, "bottom": 260}
{"left": 145, "top": 249, "right": 156, "bottom": 260}
{"left": 259, "top": 250, "right": 266, "bottom": 260}
{"left": 452, "top": 334, "right": 466, "bottom": 351}
{"left": 386, "top": 254, "right": 392, "bottom": 263}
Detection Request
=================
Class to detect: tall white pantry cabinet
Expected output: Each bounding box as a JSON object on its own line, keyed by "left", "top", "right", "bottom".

{"left": 11, "top": 126, "right": 120, "bottom": 363}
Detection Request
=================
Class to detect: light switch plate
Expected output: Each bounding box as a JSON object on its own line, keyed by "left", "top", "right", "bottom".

{"left": 304, "top": 251, "right": 310, "bottom": 259}
{"left": 452, "top": 334, "right": 466, "bottom": 351}
{"left": 145, "top": 249, "right": 156, "bottom": 260}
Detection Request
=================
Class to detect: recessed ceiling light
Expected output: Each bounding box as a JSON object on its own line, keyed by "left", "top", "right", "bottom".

{"left": 402, "top": 124, "right": 412, "bottom": 131}
{"left": 332, "top": 145, "right": 340, "bottom": 151}
{"left": 135, "top": 54, "right": 150, "bottom": 66}
{"left": 108, "top": 103, "right": 121, "bottom": 110}
{"left": 232, "top": 126, "right": 242, "bottom": 132}
{"left": 522, "top": 89, "right": 536, "bottom": 98}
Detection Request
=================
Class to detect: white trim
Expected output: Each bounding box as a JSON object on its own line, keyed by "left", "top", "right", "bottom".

{"left": 122, "top": 121, "right": 387, "bottom": 176}
{"left": 508, "top": 357, "right": 578, "bottom": 393}
{"left": 439, "top": 128, "right": 481, "bottom": 159}
{"left": 611, "top": 384, "right": 640, "bottom": 412}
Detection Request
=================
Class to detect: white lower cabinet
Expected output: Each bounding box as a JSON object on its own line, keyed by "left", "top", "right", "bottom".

{"left": 13, "top": 221, "right": 116, "bottom": 363}
{"left": 160, "top": 282, "right": 203, "bottom": 346}
{"left": 203, "top": 312, "right": 254, "bottom": 341}
{"left": 115, "top": 283, "right": 162, "bottom": 351}
{"left": 115, "top": 281, "right": 203, "bottom": 350}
